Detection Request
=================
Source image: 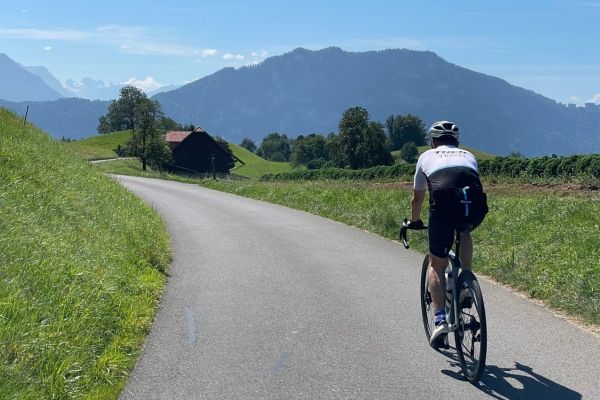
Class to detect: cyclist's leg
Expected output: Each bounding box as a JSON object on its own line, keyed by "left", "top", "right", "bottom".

{"left": 428, "top": 253, "right": 448, "bottom": 312}
{"left": 427, "top": 211, "right": 454, "bottom": 320}
{"left": 459, "top": 231, "right": 472, "bottom": 271}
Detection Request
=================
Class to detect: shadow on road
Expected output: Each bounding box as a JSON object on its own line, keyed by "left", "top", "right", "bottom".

{"left": 441, "top": 360, "right": 581, "bottom": 399}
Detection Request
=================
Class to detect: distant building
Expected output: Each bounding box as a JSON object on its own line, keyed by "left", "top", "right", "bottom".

{"left": 567, "top": 103, "right": 577, "bottom": 108}
{"left": 165, "top": 127, "right": 242, "bottom": 175}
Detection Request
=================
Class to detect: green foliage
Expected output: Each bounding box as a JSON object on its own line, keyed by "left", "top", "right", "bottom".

{"left": 400, "top": 142, "right": 419, "bottom": 163}
{"left": 114, "top": 92, "right": 172, "bottom": 171}
{"left": 332, "top": 107, "right": 393, "bottom": 169}
{"left": 240, "top": 137, "right": 257, "bottom": 153}
{"left": 290, "top": 133, "right": 329, "bottom": 169}
{"left": 479, "top": 154, "right": 600, "bottom": 180}
{"left": 0, "top": 108, "right": 169, "bottom": 398}
{"left": 200, "top": 179, "right": 600, "bottom": 327}
{"left": 385, "top": 114, "right": 427, "bottom": 150}
{"left": 98, "top": 86, "right": 147, "bottom": 134}
{"left": 262, "top": 162, "right": 414, "bottom": 181}
{"left": 257, "top": 132, "right": 291, "bottom": 161}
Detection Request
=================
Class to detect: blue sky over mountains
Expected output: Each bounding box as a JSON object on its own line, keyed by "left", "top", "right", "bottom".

{"left": 0, "top": 0, "right": 598, "bottom": 104}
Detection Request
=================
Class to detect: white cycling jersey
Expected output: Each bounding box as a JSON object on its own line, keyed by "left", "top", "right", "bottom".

{"left": 413, "top": 145, "right": 480, "bottom": 192}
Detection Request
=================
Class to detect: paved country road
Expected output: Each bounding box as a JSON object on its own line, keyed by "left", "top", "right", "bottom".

{"left": 116, "top": 176, "right": 599, "bottom": 400}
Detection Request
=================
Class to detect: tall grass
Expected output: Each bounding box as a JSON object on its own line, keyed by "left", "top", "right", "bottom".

{"left": 200, "top": 180, "right": 600, "bottom": 327}
{"left": 0, "top": 109, "right": 170, "bottom": 398}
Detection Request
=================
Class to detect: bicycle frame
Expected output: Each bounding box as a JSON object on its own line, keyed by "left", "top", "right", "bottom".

{"left": 446, "top": 230, "right": 463, "bottom": 333}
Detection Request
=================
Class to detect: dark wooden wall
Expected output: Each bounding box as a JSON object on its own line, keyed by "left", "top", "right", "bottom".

{"left": 172, "top": 132, "right": 232, "bottom": 173}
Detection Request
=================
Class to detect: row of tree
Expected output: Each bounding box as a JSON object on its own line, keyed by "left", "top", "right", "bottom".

{"left": 240, "top": 107, "right": 427, "bottom": 169}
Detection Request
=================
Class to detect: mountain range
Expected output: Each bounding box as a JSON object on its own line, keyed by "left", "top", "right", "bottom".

{"left": 1, "top": 48, "right": 599, "bottom": 155}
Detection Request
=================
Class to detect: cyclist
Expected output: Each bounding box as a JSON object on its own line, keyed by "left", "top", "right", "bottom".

{"left": 407, "top": 121, "right": 488, "bottom": 347}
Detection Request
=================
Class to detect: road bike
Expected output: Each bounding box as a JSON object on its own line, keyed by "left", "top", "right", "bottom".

{"left": 400, "top": 219, "right": 487, "bottom": 384}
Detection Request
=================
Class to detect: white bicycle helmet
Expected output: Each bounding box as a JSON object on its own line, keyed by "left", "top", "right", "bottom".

{"left": 427, "top": 121, "right": 460, "bottom": 140}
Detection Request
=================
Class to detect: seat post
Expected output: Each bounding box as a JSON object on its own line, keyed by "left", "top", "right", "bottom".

{"left": 454, "top": 229, "right": 461, "bottom": 262}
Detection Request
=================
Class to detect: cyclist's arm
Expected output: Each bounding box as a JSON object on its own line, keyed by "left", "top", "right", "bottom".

{"left": 411, "top": 189, "right": 426, "bottom": 221}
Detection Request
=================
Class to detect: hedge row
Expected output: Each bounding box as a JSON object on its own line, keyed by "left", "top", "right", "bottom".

{"left": 261, "top": 163, "right": 415, "bottom": 181}
{"left": 479, "top": 154, "right": 600, "bottom": 179}
{"left": 261, "top": 154, "right": 600, "bottom": 182}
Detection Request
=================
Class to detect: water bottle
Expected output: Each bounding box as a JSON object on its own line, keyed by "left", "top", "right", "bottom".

{"left": 445, "top": 265, "right": 453, "bottom": 311}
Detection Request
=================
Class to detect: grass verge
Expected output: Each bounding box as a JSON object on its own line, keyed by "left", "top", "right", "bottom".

{"left": 199, "top": 179, "right": 600, "bottom": 327}
{"left": 0, "top": 108, "right": 170, "bottom": 399}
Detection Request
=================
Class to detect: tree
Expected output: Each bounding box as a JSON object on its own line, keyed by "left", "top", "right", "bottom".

{"left": 290, "top": 134, "right": 329, "bottom": 169}
{"left": 400, "top": 142, "right": 419, "bottom": 163}
{"left": 240, "top": 137, "right": 257, "bottom": 153}
{"left": 256, "top": 132, "right": 291, "bottom": 161}
{"left": 386, "top": 113, "right": 427, "bottom": 150}
{"left": 334, "top": 107, "right": 393, "bottom": 169}
{"left": 124, "top": 96, "right": 172, "bottom": 171}
{"left": 97, "top": 86, "right": 147, "bottom": 134}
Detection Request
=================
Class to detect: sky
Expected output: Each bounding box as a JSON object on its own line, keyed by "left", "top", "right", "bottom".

{"left": 0, "top": 0, "right": 599, "bottom": 105}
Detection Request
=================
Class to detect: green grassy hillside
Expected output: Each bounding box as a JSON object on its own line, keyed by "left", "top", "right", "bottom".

{"left": 230, "top": 143, "right": 295, "bottom": 179}
{"left": 63, "top": 130, "right": 132, "bottom": 160}
{"left": 0, "top": 109, "right": 169, "bottom": 398}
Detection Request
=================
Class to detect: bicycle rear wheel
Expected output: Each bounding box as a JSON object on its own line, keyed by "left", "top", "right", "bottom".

{"left": 454, "top": 271, "right": 487, "bottom": 384}
{"left": 419, "top": 255, "right": 435, "bottom": 341}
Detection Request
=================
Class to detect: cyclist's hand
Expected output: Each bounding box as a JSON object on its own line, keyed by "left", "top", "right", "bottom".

{"left": 407, "top": 219, "right": 424, "bottom": 229}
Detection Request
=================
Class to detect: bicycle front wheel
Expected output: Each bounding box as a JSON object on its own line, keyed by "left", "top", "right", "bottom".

{"left": 419, "top": 255, "right": 435, "bottom": 341}
{"left": 454, "top": 271, "right": 487, "bottom": 384}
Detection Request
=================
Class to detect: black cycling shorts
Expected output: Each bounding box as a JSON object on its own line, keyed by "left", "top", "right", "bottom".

{"left": 428, "top": 188, "right": 488, "bottom": 258}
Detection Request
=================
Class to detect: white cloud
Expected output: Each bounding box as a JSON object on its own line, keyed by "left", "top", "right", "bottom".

{"left": 199, "top": 48, "right": 218, "bottom": 57}
{"left": 0, "top": 27, "right": 90, "bottom": 40}
{"left": 120, "top": 44, "right": 131, "bottom": 49}
{"left": 223, "top": 53, "right": 244, "bottom": 60}
{"left": 569, "top": 96, "right": 582, "bottom": 103}
{"left": 43, "top": 46, "right": 52, "bottom": 51}
{"left": 251, "top": 50, "right": 269, "bottom": 58}
{"left": 589, "top": 93, "right": 600, "bottom": 103}
{"left": 123, "top": 76, "right": 165, "bottom": 92}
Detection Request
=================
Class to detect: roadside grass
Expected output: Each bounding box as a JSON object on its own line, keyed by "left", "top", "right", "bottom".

{"left": 200, "top": 180, "right": 600, "bottom": 327}
{"left": 62, "top": 130, "right": 132, "bottom": 161}
{"left": 229, "top": 143, "right": 296, "bottom": 179}
{"left": 0, "top": 109, "right": 170, "bottom": 398}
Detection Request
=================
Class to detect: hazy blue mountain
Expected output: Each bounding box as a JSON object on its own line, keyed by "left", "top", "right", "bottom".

{"left": 0, "top": 98, "right": 108, "bottom": 139}
{"left": 154, "top": 47, "right": 600, "bottom": 156}
{"left": 64, "top": 77, "right": 123, "bottom": 100}
{"left": 0, "top": 53, "right": 64, "bottom": 101}
{"left": 23, "top": 65, "right": 72, "bottom": 97}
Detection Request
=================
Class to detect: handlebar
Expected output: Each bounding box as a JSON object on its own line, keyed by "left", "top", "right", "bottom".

{"left": 399, "top": 218, "right": 428, "bottom": 249}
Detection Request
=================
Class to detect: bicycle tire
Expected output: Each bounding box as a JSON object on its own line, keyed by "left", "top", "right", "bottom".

{"left": 419, "top": 255, "right": 435, "bottom": 341}
{"left": 454, "top": 270, "right": 487, "bottom": 384}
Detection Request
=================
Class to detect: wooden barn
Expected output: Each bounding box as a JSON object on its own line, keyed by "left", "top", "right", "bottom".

{"left": 165, "top": 127, "right": 241, "bottom": 175}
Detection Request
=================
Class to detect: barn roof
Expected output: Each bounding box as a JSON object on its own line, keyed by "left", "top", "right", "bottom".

{"left": 165, "top": 127, "right": 207, "bottom": 144}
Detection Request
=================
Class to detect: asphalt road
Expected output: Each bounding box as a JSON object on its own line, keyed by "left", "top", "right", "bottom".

{"left": 116, "top": 176, "right": 600, "bottom": 400}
